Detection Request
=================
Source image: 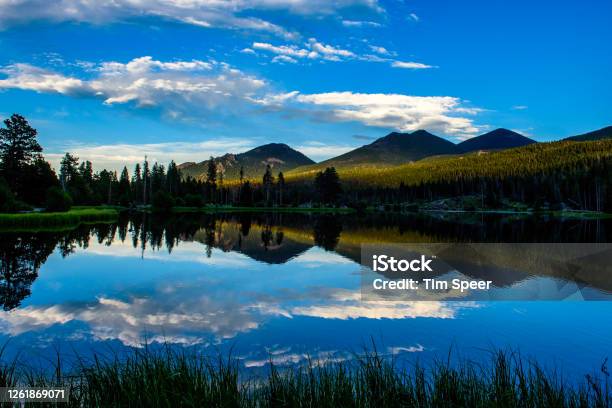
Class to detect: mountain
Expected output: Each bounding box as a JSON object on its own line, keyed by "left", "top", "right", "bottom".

{"left": 295, "top": 130, "right": 459, "bottom": 173}
{"left": 457, "top": 128, "right": 536, "bottom": 153}
{"left": 564, "top": 126, "right": 612, "bottom": 142}
{"left": 179, "top": 143, "right": 314, "bottom": 180}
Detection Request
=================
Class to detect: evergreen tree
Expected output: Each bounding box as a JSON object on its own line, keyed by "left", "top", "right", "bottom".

{"left": 117, "top": 166, "right": 132, "bottom": 206}
{"left": 262, "top": 164, "right": 274, "bottom": 205}
{"left": 277, "top": 171, "right": 285, "bottom": 206}
{"left": 59, "top": 153, "right": 79, "bottom": 192}
{"left": 132, "top": 163, "right": 142, "bottom": 205}
{"left": 142, "top": 157, "right": 150, "bottom": 205}
{"left": 166, "top": 160, "right": 181, "bottom": 196}
{"left": 0, "top": 114, "right": 42, "bottom": 199}
{"left": 315, "top": 167, "right": 342, "bottom": 205}
{"left": 22, "top": 156, "right": 58, "bottom": 206}
{"left": 206, "top": 157, "right": 217, "bottom": 203}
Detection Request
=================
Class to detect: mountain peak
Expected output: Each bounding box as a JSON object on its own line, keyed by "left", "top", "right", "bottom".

{"left": 179, "top": 143, "right": 314, "bottom": 180}
{"left": 310, "top": 128, "right": 457, "bottom": 169}
{"left": 410, "top": 129, "right": 436, "bottom": 137}
{"left": 458, "top": 129, "right": 536, "bottom": 153}
{"left": 486, "top": 128, "right": 523, "bottom": 136}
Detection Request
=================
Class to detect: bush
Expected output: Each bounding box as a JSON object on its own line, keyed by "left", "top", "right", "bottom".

{"left": 184, "top": 194, "right": 204, "bottom": 207}
{"left": 152, "top": 190, "right": 175, "bottom": 212}
{"left": 45, "top": 187, "right": 73, "bottom": 212}
{"left": 0, "top": 180, "right": 17, "bottom": 212}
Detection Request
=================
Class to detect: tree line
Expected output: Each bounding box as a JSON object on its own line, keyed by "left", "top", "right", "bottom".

{"left": 2, "top": 113, "right": 612, "bottom": 213}
{"left": 0, "top": 114, "right": 343, "bottom": 212}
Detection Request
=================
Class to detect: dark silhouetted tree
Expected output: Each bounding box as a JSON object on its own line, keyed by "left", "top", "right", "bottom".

{"left": 0, "top": 114, "right": 43, "bottom": 199}
{"left": 262, "top": 164, "right": 274, "bottom": 205}
{"left": 315, "top": 167, "right": 342, "bottom": 205}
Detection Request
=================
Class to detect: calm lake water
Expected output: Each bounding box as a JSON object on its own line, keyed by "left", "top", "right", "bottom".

{"left": 1, "top": 212, "right": 612, "bottom": 378}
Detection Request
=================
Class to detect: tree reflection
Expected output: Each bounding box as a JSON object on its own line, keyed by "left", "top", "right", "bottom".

{"left": 2, "top": 211, "right": 612, "bottom": 311}
{"left": 0, "top": 233, "right": 57, "bottom": 310}
{"left": 313, "top": 215, "right": 343, "bottom": 251}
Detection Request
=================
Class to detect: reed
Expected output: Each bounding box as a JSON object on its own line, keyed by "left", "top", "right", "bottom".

{"left": 0, "top": 346, "right": 608, "bottom": 407}
{"left": 0, "top": 208, "right": 119, "bottom": 229}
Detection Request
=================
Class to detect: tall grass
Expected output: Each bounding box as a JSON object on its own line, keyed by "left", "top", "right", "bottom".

{"left": 0, "top": 346, "right": 609, "bottom": 407}
{"left": 0, "top": 208, "right": 119, "bottom": 230}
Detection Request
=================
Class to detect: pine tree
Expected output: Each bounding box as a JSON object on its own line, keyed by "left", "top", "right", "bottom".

{"left": 118, "top": 166, "right": 132, "bottom": 206}
{"left": 277, "top": 171, "right": 285, "bottom": 206}
{"left": 59, "top": 153, "right": 79, "bottom": 192}
{"left": 206, "top": 157, "right": 217, "bottom": 203}
{"left": 0, "top": 114, "right": 42, "bottom": 199}
{"left": 262, "top": 164, "right": 274, "bottom": 205}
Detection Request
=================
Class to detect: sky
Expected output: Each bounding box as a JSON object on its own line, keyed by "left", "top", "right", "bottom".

{"left": 0, "top": 0, "right": 610, "bottom": 170}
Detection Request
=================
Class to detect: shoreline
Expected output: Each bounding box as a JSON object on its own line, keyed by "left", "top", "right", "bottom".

{"left": 1, "top": 205, "right": 610, "bottom": 231}
{"left": 0, "top": 207, "right": 120, "bottom": 230}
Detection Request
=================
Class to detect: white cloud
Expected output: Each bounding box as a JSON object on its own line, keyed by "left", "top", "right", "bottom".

{"left": 0, "top": 0, "right": 385, "bottom": 39}
{"left": 408, "top": 13, "right": 420, "bottom": 22}
{"left": 1, "top": 57, "right": 478, "bottom": 139}
{"left": 341, "top": 20, "right": 382, "bottom": 28}
{"left": 264, "top": 91, "right": 482, "bottom": 136}
{"left": 0, "top": 0, "right": 304, "bottom": 39}
{"left": 0, "top": 0, "right": 384, "bottom": 39}
{"left": 271, "top": 55, "right": 298, "bottom": 64}
{"left": 512, "top": 105, "right": 528, "bottom": 110}
{"left": 252, "top": 39, "right": 354, "bottom": 62}
{"left": 308, "top": 38, "right": 355, "bottom": 60}
{"left": 0, "top": 56, "right": 268, "bottom": 120}
{"left": 251, "top": 40, "right": 432, "bottom": 70}
{"left": 291, "top": 290, "right": 474, "bottom": 320}
{"left": 369, "top": 45, "right": 393, "bottom": 56}
{"left": 252, "top": 42, "right": 312, "bottom": 59}
{"left": 388, "top": 344, "right": 424, "bottom": 354}
{"left": 0, "top": 64, "right": 87, "bottom": 94}
{"left": 391, "top": 61, "right": 434, "bottom": 69}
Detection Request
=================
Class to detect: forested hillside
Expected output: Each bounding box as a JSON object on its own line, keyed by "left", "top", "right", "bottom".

{"left": 286, "top": 140, "right": 612, "bottom": 211}
{"left": 564, "top": 125, "right": 612, "bottom": 142}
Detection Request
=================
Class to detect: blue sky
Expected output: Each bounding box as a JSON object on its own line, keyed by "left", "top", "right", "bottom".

{"left": 0, "top": 0, "right": 610, "bottom": 170}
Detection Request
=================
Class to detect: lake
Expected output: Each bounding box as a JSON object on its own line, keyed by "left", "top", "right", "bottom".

{"left": 1, "top": 212, "right": 611, "bottom": 379}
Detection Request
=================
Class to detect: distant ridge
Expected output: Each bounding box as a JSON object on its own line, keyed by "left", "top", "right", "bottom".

{"left": 564, "top": 126, "right": 612, "bottom": 142}
{"left": 179, "top": 125, "right": 612, "bottom": 181}
{"left": 295, "top": 130, "right": 459, "bottom": 173}
{"left": 179, "top": 143, "right": 314, "bottom": 180}
{"left": 457, "top": 128, "right": 536, "bottom": 153}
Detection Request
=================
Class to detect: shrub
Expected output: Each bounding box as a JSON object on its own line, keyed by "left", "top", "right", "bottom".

{"left": 0, "top": 180, "right": 17, "bottom": 212}
{"left": 184, "top": 194, "right": 204, "bottom": 207}
{"left": 45, "top": 187, "right": 73, "bottom": 212}
{"left": 152, "top": 190, "right": 175, "bottom": 212}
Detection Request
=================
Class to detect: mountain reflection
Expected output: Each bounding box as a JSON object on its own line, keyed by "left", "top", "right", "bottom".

{"left": 1, "top": 212, "right": 612, "bottom": 311}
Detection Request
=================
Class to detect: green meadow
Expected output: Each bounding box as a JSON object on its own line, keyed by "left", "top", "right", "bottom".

{"left": 0, "top": 207, "right": 120, "bottom": 230}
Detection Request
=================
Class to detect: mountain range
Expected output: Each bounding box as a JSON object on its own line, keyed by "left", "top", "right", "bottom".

{"left": 178, "top": 143, "right": 314, "bottom": 181}
{"left": 178, "top": 126, "right": 611, "bottom": 180}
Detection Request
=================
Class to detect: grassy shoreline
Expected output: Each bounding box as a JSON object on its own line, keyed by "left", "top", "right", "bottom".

{"left": 0, "top": 347, "right": 609, "bottom": 407}
{"left": 1, "top": 204, "right": 610, "bottom": 230}
{"left": 170, "top": 205, "right": 357, "bottom": 214}
{"left": 0, "top": 207, "right": 120, "bottom": 230}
